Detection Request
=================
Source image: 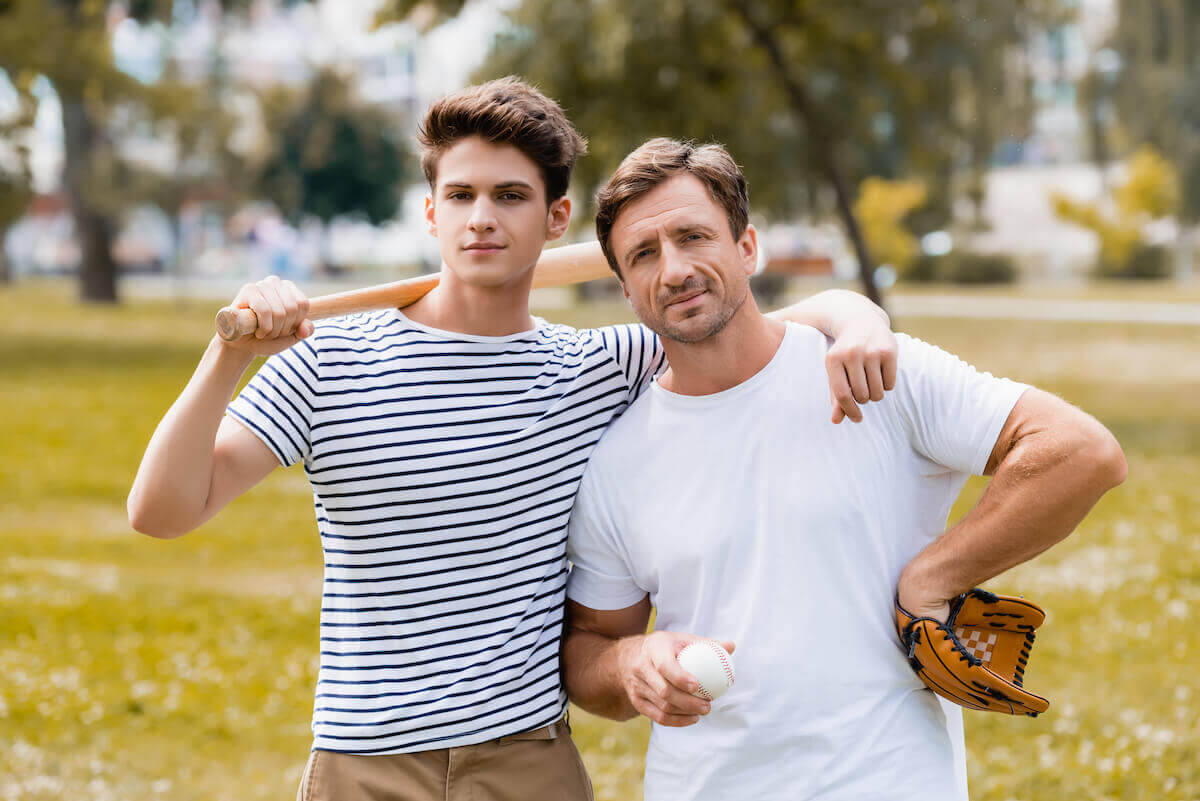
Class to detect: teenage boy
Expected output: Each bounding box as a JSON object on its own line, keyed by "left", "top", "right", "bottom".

{"left": 128, "top": 79, "right": 897, "bottom": 801}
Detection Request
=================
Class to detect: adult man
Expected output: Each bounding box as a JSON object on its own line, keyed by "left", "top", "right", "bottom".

{"left": 127, "top": 80, "right": 897, "bottom": 801}
{"left": 563, "top": 138, "right": 1127, "bottom": 801}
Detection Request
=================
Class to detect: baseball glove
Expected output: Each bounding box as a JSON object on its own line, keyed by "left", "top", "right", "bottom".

{"left": 895, "top": 588, "right": 1049, "bottom": 717}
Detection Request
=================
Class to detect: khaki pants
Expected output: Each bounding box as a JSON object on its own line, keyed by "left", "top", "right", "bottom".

{"left": 296, "top": 718, "right": 594, "bottom": 801}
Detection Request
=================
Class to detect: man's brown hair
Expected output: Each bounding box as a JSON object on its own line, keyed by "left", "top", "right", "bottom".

{"left": 595, "top": 138, "right": 749, "bottom": 275}
{"left": 417, "top": 77, "right": 587, "bottom": 201}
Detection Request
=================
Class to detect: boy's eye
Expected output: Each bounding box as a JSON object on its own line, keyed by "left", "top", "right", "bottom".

{"left": 499, "top": 192, "right": 525, "bottom": 201}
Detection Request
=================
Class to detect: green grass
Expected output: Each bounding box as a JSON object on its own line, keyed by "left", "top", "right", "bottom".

{"left": 2, "top": 281, "right": 1197, "bottom": 800}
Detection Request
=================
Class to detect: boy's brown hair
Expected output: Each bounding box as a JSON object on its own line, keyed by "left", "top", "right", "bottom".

{"left": 595, "top": 138, "right": 749, "bottom": 275}
{"left": 417, "top": 77, "right": 587, "bottom": 202}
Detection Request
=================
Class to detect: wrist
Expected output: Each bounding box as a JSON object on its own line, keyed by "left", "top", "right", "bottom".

{"left": 614, "top": 634, "right": 646, "bottom": 679}
{"left": 897, "top": 560, "right": 957, "bottom": 619}
{"left": 208, "top": 335, "right": 256, "bottom": 368}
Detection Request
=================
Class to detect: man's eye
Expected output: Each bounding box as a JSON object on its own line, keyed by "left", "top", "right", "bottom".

{"left": 448, "top": 192, "right": 471, "bottom": 200}
{"left": 634, "top": 248, "right": 654, "bottom": 262}
{"left": 498, "top": 192, "right": 525, "bottom": 201}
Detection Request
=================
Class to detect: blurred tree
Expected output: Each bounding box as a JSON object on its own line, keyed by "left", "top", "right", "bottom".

{"left": 0, "top": 0, "right": 257, "bottom": 302}
{"left": 0, "top": 71, "right": 35, "bottom": 284}
{"left": 854, "top": 178, "right": 927, "bottom": 276}
{"left": 254, "top": 68, "right": 409, "bottom": 271}
{"left": 1052, "top": 145, "right": 1180, "bottom": 277}
{"left": 1109, "top": 0, "right": 1200, "bottom": 222}
{"left": 378, "top": 0, "right": 1058, "bottom": 307}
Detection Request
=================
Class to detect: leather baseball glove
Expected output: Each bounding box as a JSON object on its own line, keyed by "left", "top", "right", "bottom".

{"left": 895, "top": 588, "right": 1049, "bottom": 717}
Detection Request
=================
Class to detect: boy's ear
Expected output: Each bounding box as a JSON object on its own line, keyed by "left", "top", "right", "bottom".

{"left": 424, "top": 195, "right": 436, "bottom": 237}
{"left": 545, "top": 196, "right": 571, "bottom": 242}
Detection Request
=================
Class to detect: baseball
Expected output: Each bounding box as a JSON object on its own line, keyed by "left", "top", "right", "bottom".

{"left": 677, "top": 641, "right": 735, "bottom": 701}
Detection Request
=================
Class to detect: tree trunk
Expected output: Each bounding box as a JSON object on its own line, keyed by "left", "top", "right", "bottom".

{"left": 0, "top": 235, "right": 10, "bottom": 283}
{"left": 730, "top": 1, "right": 884, "bottom": 311}
{"left": 61, "top": 96, "right": 119, "bottom": 303}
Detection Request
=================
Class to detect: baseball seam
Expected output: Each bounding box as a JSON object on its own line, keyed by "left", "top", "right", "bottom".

{"left": 710, "top": 643, "right": 735, "bottom": 688}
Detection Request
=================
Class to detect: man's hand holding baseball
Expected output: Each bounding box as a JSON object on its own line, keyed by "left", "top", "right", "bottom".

{"left": 616, "top": 632, "right": 735, "bottom": 727}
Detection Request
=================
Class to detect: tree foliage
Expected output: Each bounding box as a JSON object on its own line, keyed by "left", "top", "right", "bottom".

{"left": 255, "top": 69, "right": 409, "bottom": 228}
{"left": 1108, "top": 0, "right": 1200, "bottom": 222}
{"left": 1053, "top": 145, "right": 1180, "bottom": 277}
{"left": 0, "top": 0, "right": 253, "bottom": 301}
{"left": 381, "top": 0, "right": 1058, "bottom": 305}
{"left": 854, "top": 178, "right": 927, "bottom": 274}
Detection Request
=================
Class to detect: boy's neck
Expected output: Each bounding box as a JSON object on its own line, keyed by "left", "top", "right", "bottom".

{"left": 402, "top": 264, "right": 537, "bottom": 337}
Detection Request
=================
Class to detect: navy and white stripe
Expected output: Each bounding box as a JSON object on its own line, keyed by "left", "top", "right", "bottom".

{"left": 227, "top": 310, "right": 663, "bottom": 754}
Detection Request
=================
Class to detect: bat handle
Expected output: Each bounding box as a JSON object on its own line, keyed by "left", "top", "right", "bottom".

{"left": 215, "top": 307, "right": 259, "bottom": 341}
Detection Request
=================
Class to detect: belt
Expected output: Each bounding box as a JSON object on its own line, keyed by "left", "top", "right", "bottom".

{"left": 494, "top": 714, "right": 569, "bottom": 745}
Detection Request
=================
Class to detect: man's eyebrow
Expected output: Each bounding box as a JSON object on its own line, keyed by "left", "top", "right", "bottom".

{"left": 622, "top": 235, "right": 658, "bottom": 266}
{"left": 673, "top": 223, "right": 718, "bottom": 237}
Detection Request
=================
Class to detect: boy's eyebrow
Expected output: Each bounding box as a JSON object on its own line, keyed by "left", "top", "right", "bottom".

{"left": 441, "top": 180, "right": 536, "bottom": 191}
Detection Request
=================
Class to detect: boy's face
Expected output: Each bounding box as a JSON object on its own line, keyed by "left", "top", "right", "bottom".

{"left": 425, "top": 136, "right": 571, "bottom": 288}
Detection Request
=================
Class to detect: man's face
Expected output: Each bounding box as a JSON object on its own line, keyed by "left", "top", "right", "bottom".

{"left": 611, "top": 174, "right": 757, "bottom": 343}
{"left": 425, "top": 136, "right": 570, "bottom": 287}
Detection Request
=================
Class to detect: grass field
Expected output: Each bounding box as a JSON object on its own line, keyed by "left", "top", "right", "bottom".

{"left": 2, "top": 281, "right": 1197, "bottom": 800}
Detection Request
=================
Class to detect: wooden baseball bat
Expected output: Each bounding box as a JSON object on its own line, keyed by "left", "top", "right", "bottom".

{"left": 214, "top": 241, "right": 613, "bottom": 341}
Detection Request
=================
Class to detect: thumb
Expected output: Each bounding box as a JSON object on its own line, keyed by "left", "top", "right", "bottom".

{"left": 719, "top": 640, "right": 736, "bottom": 655}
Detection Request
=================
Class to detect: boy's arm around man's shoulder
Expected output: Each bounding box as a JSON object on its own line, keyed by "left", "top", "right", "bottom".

{"left": 767, "top": 289, "right": 898, "bottom": 424}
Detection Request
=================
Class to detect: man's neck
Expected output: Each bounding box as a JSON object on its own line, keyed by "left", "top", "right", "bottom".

{"left": 402, "top": 265, "right": 537, "bottom": 337}
{"left": 657, "top": 297, "right": 788, "bottom": 396}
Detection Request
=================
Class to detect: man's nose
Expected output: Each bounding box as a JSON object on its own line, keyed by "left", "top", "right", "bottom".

{"left": 468, "top": 198, "right": 497, "bottom": 232}
{"left": 659, "top": 240, "right": 695, "bottom": 286}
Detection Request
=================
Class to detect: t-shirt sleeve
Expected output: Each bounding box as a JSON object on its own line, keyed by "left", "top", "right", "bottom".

{"left": 225, "top": 337, "right": 320, "bottom": 467}
{"left": 892, "top": 333, "right": 1029, "bottom": 476}
{"left": 588, "top": 323, "right": 666, "bottom": 404}
{"left": 566, "top": 463, "right": 648, "bottom": 610}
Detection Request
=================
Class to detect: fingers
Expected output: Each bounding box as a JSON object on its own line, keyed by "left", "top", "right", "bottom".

{"left": 881, "top": 347, "right": 898, "bottom": 391}
{"left": 231, "top": 277, "right": 311, "bottom": 343}
{"left": 621, "top": 632, "right": 723, "bottom": 727}
{"left": 826, "top": 356, "right": 863, "bottom": 424}
{"left": 825, "top": 335, "right": 899, "bottom": 424}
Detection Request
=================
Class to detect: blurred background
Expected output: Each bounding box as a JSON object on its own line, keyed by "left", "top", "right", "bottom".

{"left": 1, "top": 1, "right": 1198, "bottom": 799}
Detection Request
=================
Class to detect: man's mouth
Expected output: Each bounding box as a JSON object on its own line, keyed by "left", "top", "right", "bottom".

{"left": 666, "top": 289, "right": 707, "bottom": 309}
{"left": 464, "top": 242, "right": 505, "bottom": 252}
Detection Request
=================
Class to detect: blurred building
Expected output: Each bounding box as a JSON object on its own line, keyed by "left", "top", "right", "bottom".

{"left": 1005, "top": 0, "right": 1117, "bottom": 165}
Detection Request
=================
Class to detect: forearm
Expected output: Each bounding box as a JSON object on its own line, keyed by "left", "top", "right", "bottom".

{"left": 900, "top": 419, "right": 1126, "bottom": 603}
{"left": 767, "top": 289, "right": 889, "bottom": 337}
{"left": 127, "top": 337, "right": 255, "bottom": 537}
{"left": 563, "top": 628, "right": 641, "bottom": 721}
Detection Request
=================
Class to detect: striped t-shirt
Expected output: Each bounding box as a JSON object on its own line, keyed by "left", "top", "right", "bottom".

{"left": 226, "top": 309, "right": 664, "bottom": 754}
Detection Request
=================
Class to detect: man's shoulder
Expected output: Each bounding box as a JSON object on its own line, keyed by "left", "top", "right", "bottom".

{"left": 585, "top": 388, "right": 658, "bottom": 472}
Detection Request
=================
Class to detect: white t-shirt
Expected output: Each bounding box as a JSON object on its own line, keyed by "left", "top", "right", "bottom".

{"left": 566, "top": 324, "right": 1028, "bottom": 801}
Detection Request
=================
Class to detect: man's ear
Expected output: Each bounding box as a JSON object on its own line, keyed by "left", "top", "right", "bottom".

{"left": 738, "top": 223, "right": 758, "bottom": 276}
{"left": 424, "top": 195, "right": 436, "bottom": 237}
{"left": 546, "top": 196, "right": 572, "bottom": 241}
